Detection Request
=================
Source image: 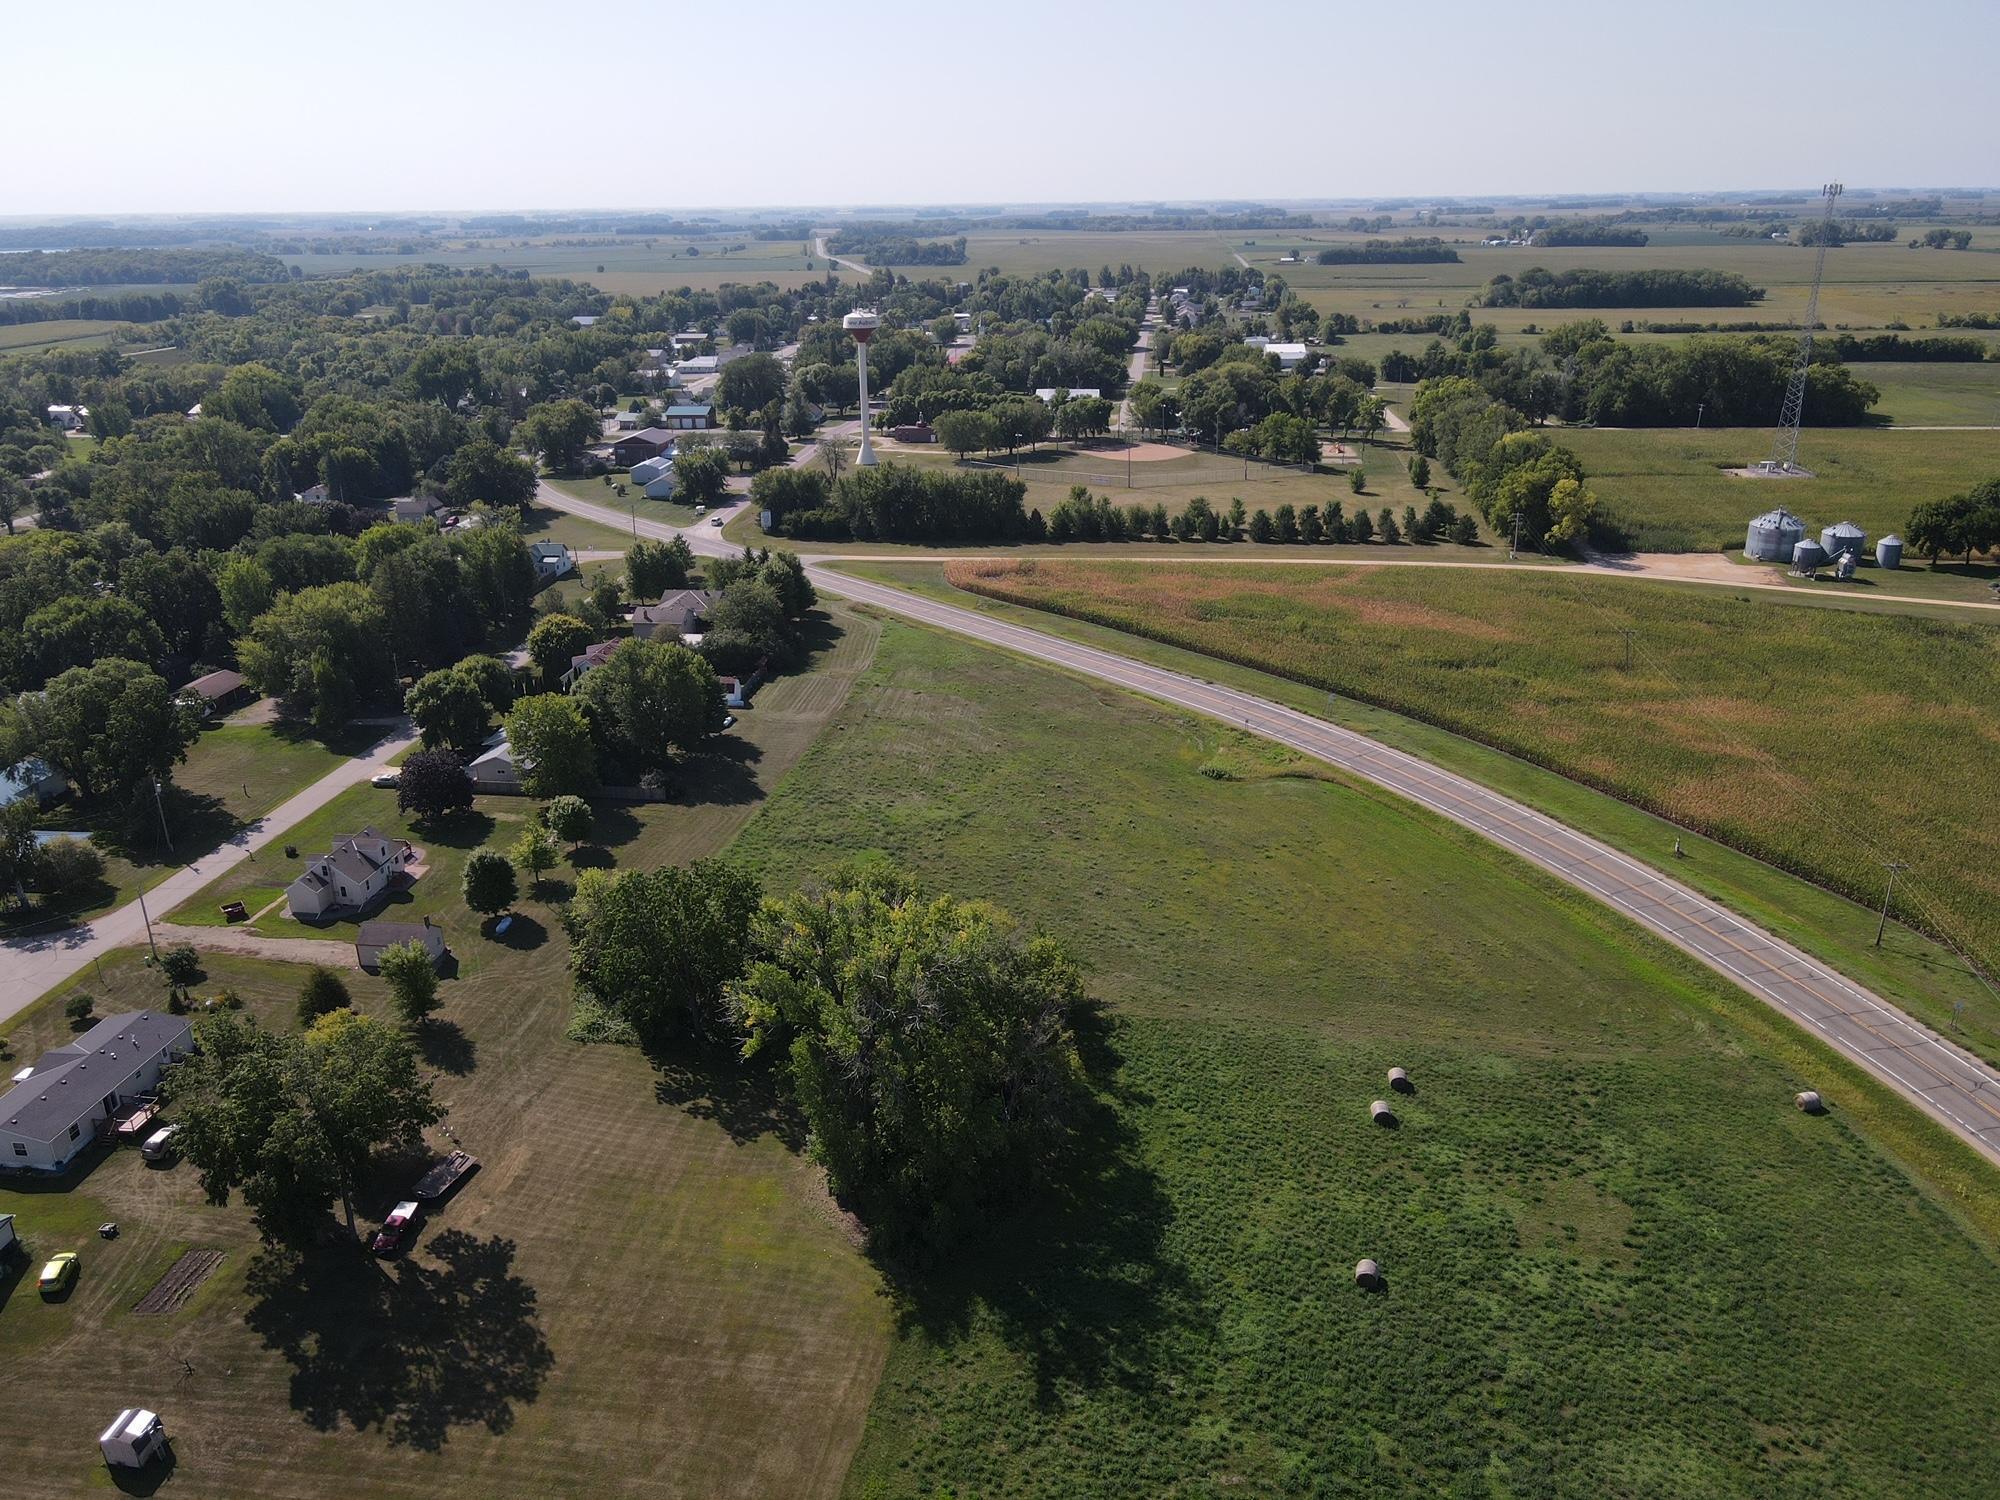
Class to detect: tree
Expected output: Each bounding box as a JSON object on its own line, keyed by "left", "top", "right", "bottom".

{"left": 297, "top": 965, "right": 352, "bottom": 1026}
{"left": 517, "top": 399, "right": 599, "bottom": 471}
{"left": 445, "top": 438, "right": 538, "bottom": 511}
{"left": 0, "top": 800, "right": 36, "bottom": 909}
{"left": 157, "top": 943, "right": 203, "bottom": 1001}
{"left": 1349, "top": 466, "right": 1367, "bottom": 495}
{"left": 1351, "top": 506, "right": 1375, "bottom": 542}
{"left": 405, "top": 667, "right": 491, "bottom": 751}
{"left": 564, "top": 860, "right": 764, "bottom": 1046}
{"left": 1544, "top": 475, "right": 1602, "bottom": 547}
{"left": 505, "top": 694, "right": 597, "bottom": 798}
{"left": 397, "top": 747, "right": 473, "bottom": 822}
{"left": 933, "top": 408, "right": 996, "bottom": 460}
{"left": 217, "top": 555, "right": 275, "bottom": 634}
{"left": 673, "top": 445, "right": 731, "bottom": 507}
{"left": 33, "top": 836, "right": 104, "bottom": 902}
{"left": 20, "top": 595, "right": 166, "bottom": 688}
{"left": 462, "top": 847, "right": 518, "bottom": 919}
{"left": 21, "top": 658, "right": 200, "bottom": 805}
{"left": 1248, "top": 509, "right": 1275, "bottom": 543}
{"left": 237, "top": 582, "right": 395, "bottom": 732}
{"left": 526, "top": 613, "right": 592, "bottom": 684}
{"left": 732, "top": 866, "right": 1086, "bottom": 1252}
{"left": 574, "top": 638, "right": 726, "bottom": 770}
{"left": 208, "top": 362, "right": 303, "bottom": 432}
{"left": 989, "top": 398, "right": 1052, "bottom": 455}
{"left": 1378, "top": 507, "right": 1400, "bottom": 544}
{"left": 1408, "top": 454, "right": 1431, "bottom": 489}
{"left": 169, "top": 1010, "right": 440, "bottom": 1244}
{"left": 717, "top": 352, "right": 786, "bottom": 414}
{"left": 1226, "top": 498, "right": 1246, "bottom": 538}
{"left": 65, "top": 993, "right": 96, "bottom": 1027}
{"left": 511, "top": 823, "right": 558, "bottom": 892}
{"left": 543, "top": 794, "right": 593, "bottom": 850}
{"left": 455, "top": 653, "right": 517, "bottom": 714}
{"left": 626, "top": 537, "right": 691, "bottom": 599}
{"left": 378, "top": 941, "right": 441, "bottom": 1026}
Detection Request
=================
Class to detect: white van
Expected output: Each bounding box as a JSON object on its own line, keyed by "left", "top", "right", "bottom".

{"left": 140, "top": 1124, "right": 181, "bottom": 1163}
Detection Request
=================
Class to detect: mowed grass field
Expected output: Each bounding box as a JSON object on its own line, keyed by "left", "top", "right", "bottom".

{"left": 939, "top": 560, "right": 2000, "bottom": 978}
{"left": 724, "top": 620, "right": 2000, "bottom": 1498}
{"left": 1553, "top": 425, "right": 2000, "bottom": 552}
{"left": 0, "top": 605, "right": 889, "bottom": 1500}
{"left": 0, "top": 317, "right": 127, "bottom": 352}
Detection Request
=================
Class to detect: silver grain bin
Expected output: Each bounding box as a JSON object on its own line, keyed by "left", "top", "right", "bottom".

{"left": 1877, "top": 535, "right": 1902, "bottom": 569}
{"left": 1820, "top": 520, "right": 1867, "bottom": 559}
{"left": 1791, "top": 539, "right": 1827, "bottom": 571}
{"left": 1744, "top": 507, "right": 1806, "bottom": 562}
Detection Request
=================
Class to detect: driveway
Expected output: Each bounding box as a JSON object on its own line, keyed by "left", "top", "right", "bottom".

{"left": 152, "top": 923, "right": 359, "bottom": 969}
{"left": 0, "top": 718, "right": 418, "bottom": 1025}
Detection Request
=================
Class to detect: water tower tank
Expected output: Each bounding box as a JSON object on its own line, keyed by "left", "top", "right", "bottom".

{"left": 1744, "top": 508, "right": 1805, "bottom": 562}
{"left": 1792, "top": 538, "right": 1827, "bottom": 571}
{"left": 1820, "top": 520, "right": 1867, "bottom": 559}
{"left": 1877, "top": 534, "right": 1902, "bottom": 569}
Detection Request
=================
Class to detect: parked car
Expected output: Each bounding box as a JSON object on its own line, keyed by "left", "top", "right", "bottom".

{"left": 370, "top": 771, "right": 400, "bottom": 789}
{"left": 38, "top": 1251, "right": 79, "bottom": 1296}
{"left": 708, "top": 515, "right": 724, "bottom": 526}
{"left": 140, "top": 1124, "right": 182, "bottom": 1163}
{"left": 371, "top": 1201, "right": 420, "bottom": 1256}
{"left": 721, "top": 715, "right": 736, "bottom": 729}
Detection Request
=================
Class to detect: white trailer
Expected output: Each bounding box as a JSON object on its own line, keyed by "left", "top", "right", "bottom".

{"left": 98, "top": 1408, "right": 167, "bottom": 1469}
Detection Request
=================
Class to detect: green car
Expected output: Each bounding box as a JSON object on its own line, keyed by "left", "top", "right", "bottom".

{"left": 38, "top": 1252, "right": 79, "bottom": 1297}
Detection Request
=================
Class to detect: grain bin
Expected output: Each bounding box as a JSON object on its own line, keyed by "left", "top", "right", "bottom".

{"left": 1791, "top": 538, "right": 1827, "bottom": 571}
{"left": 1354, "top": 1258, "right": 1381, "bottom": 1288}
{"left": 1877, "top": 535, "right": 1903, "bottom": 569}
{"left": 1387, "top": 1067, "right": 1413, "bottom": 1094}
{"left": 1795, "top": 1090, "right": 1825, "bottom": 1114}
{"left": 1820, "top": 520, "right": 1867, "bottom": 560}
{"left": 1370, "top": 1099, "right": 1397, "bottom": 1126}
{"left": 1744, "top": 507, "right": 1805, "bottom": 562}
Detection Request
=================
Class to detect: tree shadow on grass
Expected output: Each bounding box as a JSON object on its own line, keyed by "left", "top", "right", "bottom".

{"left": 417, "top": 1020, "right": 476, "bottom": 1076}
{"left": 485, "top": 914, "right": 547, "bottom": 952}
{"left": 244, "top": 1231, "right": 553, "bottom": 1450}
{"left": 876, "top": 999, "right": 1211, "bottom": 1409}
{"left": 651, "top": 1038, "right": 806, "bottom": 1152}
{"left": 418, "top": 810, "right": 497, "bottom": 851}
{"left": 678, "top": 736, "right": 765, "bottom": 809}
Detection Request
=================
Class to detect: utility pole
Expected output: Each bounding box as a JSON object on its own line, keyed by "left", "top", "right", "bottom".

{"left": 1874, "top": 861, "right": 1909, "bottom": 947}
{"left": 139, "top": 890, "right": 158, "bottom": 962}
{"left": 152, "top": 779, "right": 172, "bottom": 855}
{"left": 1510, "top": 512, "right": 1522, "bottom": 560}
{"left": 1695, "top": 401, "right": 1705, "bottom": 429}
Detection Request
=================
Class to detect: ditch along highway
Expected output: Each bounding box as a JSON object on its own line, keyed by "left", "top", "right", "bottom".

{"left": 548, "top": 481, "right": 2000, "bottom": 1167}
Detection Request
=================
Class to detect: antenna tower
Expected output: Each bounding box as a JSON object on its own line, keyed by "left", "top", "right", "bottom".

{"left": 1767, "top": 180, "right": 1842, "bottom": 473}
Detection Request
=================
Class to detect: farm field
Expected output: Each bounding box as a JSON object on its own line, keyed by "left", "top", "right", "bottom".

{"left": 1555, "top": 425, "right": 2000, "bottom": 552}
{"left": 725, "top": 619, "right": 2000, "bottom": 1498}
{"left": 0, "top": 605, "right": 888, "bottom": 1500}
{"left": 13, "top": 722, "right": 361, "bottom": 931}
{"left": 935, "top": 559, "right": 2000, "bottom": 980}
{"left": 0, "top": 317, "right": 126, "bottom": 352}
{"left": 1854, "top": 360, "right": 2000, "bottom": 425}
{"left": 282, "top": 237, "right": 851, "bottom": 295}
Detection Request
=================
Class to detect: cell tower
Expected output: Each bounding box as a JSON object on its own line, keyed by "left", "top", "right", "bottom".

{"left": 1763, "top": 180, "right": 1842, "bottom": 475}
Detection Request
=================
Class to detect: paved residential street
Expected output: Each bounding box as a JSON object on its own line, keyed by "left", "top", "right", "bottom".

{"left": 536, "top": 481, "right": 2000, "bottom": 1167}
{"left": 0, "top": 720, "right": 417, "bottom": 1024}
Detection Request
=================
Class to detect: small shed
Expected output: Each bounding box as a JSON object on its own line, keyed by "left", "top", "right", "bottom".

{"left": 356, "top": 918, "right": 447, "bottom": 973}
{"left": 1387, "top": 1067, "right": 1412, "bottom": 1094}
{"left": 99, "top": 1408, "right": 167, "bottom": 1468}
{"left": 1795, "top": 1090, "right": 1825, "bottom": 1114}
{"left": 1370, "top": 1099, "right": 1396, "bottom": 1126}
{"left": 1353, "top": 1258, "right": 1381, "bottom": 1289}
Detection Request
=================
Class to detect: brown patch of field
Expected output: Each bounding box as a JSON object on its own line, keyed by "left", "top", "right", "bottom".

{"left": 133, "top": 1248, "right": 225, "bottom": 1314}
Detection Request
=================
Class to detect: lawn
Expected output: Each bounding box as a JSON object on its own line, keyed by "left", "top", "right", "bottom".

{"left": 9, "top": 722, "right": 361, "bottom": 932}
{"left": 721, "top": 619, "right": 2000, "bottom": 1498}
{"left": 935, "top": 559, "right": 2000, "bottom": 991}
{"left": 542, "top": 472, "right": 700, "bottom": 530}
{"left": 1, "top": 606, "right": 888, "bottom": 1500}
{"left": 514, "top": 499, "right": 636, "bottom": 555}
{"left": 1556, "top": 425, "right": 2000, "bottom": 552}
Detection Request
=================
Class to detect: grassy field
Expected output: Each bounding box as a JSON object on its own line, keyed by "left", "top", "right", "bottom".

{"left": 721, "top": 619, "right": 2000, "bottom": 1498}
{"left": 515, "top": 499, "right": 637, "bottom": 554}
{"left": 1, "top": 605, "right": 889, "bottom": 1500}
{"left": 1855, "top": 361, "right": 2000, "bottom": 426}
{"left": 542, "top": 473, "right": 700, "bottom": 530}
{"left": 1554, "top": 425, "right": 2000, "bottom": 552}
{"left": 283, "top": 237, "right": 851, "bottom": 295}
{"left": 0, "top": 318, "right": 126, "bottom": 352}
{"left": 936, "top": 559, "right": 2000, "bottom": 979}
{"left": 9, "top": 723, "right": 362, "bottom": 933}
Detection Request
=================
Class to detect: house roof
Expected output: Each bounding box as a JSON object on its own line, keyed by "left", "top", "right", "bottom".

{"left": 666, "top": 404, "right": 713, "bottom": 418}
{"left": 616, "top": 427, "right": 675, "bottom": 445}
{"left": 179, "top": 668, "right": 246, "bottom": 702}
{"left": 633, "top": 588, "right": 719, "bottom": 627}
{"left": 571, "top": 640, "right": 621, "bottom": 670}
{"left": 0, "top": 758, "right": 64, "bottom": 806}
{"left": 0, "top": 1011, "right": 192, "bottom": 1142}
{"left": 356, "top": 920, "right": 443, "bottom": 952}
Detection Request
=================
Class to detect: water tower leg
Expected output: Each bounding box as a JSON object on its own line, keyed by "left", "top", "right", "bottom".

{"left": 855, "top": 342, "right": 877, "bottom": 466}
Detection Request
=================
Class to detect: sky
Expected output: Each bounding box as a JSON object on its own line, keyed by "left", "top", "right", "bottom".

{"left": 5, "top": 0, "right": 1995, "bottom": 216}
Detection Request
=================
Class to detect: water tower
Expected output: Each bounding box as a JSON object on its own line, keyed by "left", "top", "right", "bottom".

{"left": 842, "top": 309, "right": 880, "bottom": 466}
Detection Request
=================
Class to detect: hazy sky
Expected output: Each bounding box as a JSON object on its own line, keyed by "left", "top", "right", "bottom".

{"left": 6, "top": 0, "right": 1993, "bottom": 215}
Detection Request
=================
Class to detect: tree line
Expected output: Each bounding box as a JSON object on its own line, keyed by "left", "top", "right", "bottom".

{"left": 1316, "top": 238, "right": 1460, "bottom": 265}
{"left": 1480, "top": 268, "right": 1764, "bottom": 309}
{"left": 0, "top": 246, "right": 290, "bottom": 286}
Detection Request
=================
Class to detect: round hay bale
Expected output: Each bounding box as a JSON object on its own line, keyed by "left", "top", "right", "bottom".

{"left": 1795, "top": 1090, "right": 1825, "bottom": 1114}
{"left": 1387, "top": 1066, "right": 1412, "bottom": 1094}
{"left": 1370, "top": 1098, "right": 1396, "bottom": 1126}
{"left": 1354, "top": 1258, "right": 1380, "bottom": 1288}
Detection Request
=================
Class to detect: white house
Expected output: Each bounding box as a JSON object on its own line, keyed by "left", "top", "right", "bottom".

{"left": 1264, "top": 342, "right": 1309, "bottom": 368}
{"left": 664, "top": 404, "right": 713, "bottom": 430}
{"left": 570, "top": 314, "right": 599, "bottom": 327}
{"left": 674, "top": 355, "right": 719, "bottom": 378}
{"left": 1033, "top": 387, "right": 1102, "bottom": 403}
{"left": 293, "top": 482, "right": 333, "bottom": 505}
{"left": 286, "top": 827, "right": 413, "bottom": 919}
{"left": 671, "top": 332, "right": 708, "bottom": 349}
{"left": 0, "top": 757, "right": 69, "bottom": 810}
{"left": 46, "top": 404, "right": 88, "bottom": 431}
{"left": 356, "top": 917, "right": 448, "bottom": 972}
{"left": 468, "top": 732, "right": 523, "bottom": 792}
{"left": 630, "top": 455, "right": 674, "bottom": 487}
{"left": 393, "top": 495, "right": 445, "bottom": 524}
{"left": 0, "top": 1011, "right": 193, "bottom": 1172}
{"left": 529, "top": 541, "right": 575, "bottom": 584}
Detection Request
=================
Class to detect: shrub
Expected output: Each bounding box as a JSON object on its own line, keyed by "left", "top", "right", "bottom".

{"left": 64, "top": 992, "right": 96, "bottom": 1027}
{"left": 297, "top": 965, "right": 351, "bottom": 1025}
